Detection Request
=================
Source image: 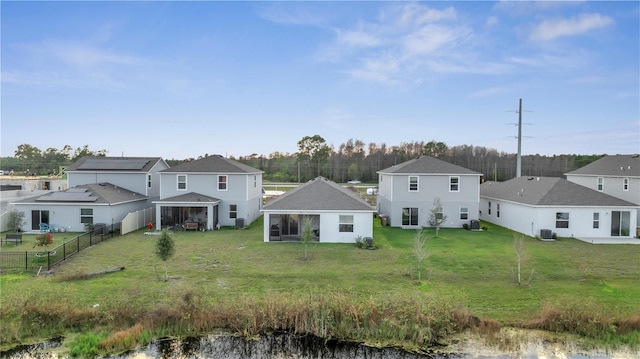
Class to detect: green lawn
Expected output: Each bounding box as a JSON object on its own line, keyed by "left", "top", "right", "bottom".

{"left": 1, "top": 217, "right": 639, "bottom": 352}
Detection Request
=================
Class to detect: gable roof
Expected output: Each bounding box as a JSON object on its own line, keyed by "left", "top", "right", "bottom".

{"left": 378, "top": 156, "right": 481, "bottom": 175}
{"left": 161, "top": 155, "right": 262, "bottom": 174}
{"left": 565, "top": 154, "right": 640, "bottom": 177}
{"left": 264, "top": 177, "right": 374, "bottom": 211}
{"left": 66, "top": 156, "right": 165, "bottom": 172}
{"left": 14, "top": 183, "right": 148, "bottom": 205}
{"left": 481, "top": 176, "right": 636, "bottom": 207}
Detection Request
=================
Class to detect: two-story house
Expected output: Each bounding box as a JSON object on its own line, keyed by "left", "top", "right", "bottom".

{"left": 565, "top": 155, "right": 640, "bottom": 227}
{"left": 153, "top": 155, "right": 263, "bottom": 230}
{"left": 66, "top": 156, "right": 169, "bottom": 201}
{"left": 377, "top": 156, "right": 482, "bottom": 228}
{"left": 12, "top": 156, "right": 168, "bottom": 232}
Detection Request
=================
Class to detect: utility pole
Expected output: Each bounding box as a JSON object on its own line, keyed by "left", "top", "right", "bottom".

{"left": 517, "top": 98, "right": 523, "bottom": 177}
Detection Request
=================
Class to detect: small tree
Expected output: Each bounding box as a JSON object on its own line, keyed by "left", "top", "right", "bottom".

{"left": 301, "top": 216, "right": 314, "bottom": 261}
{"left": 428, "top": 197, "right": 447, "bottom": 237}
{"left": 34, "top": 232, "right": 54, "bottom": 250}
{"left": 7, "top": 210, "right": 25, "bottom": 232}
{"left": 155, "top": 230, "right": 175, "bottom": 281}
{"left": 513, "top": 234, "right": 533, "bottom": 286}
{"left": 413, "top": 228, "right": 429, "bottom": 283}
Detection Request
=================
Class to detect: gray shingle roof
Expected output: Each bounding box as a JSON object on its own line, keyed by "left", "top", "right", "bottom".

{"left": 161, "top": 155, "right": 262, "bottom": 174}
{"left": 16, "top": 183, "right": 148, "bottom": 205}
{"left": 565, "top": 154, "right": 640, "bottom": 177}
{"left": 378, "top": 156, "right": 481, "bottom": 175}
{"left": 481, "top": 176, "right": 636, "bottom": 207}
{"left": 264, "top": 177, "right": 374, "bottom": 211}
{"left": 66, "top": 156, "right": 164, "bottom": 172}
{"left": 154, "top": 192, "right": 221, "bottom": 203}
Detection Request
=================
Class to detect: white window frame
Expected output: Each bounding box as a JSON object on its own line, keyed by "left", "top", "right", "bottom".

{"left": 218, "top": 175, "right": 228, "bottom": 191}
{"left": 408, "top": 176, "right": 418, "bottom": 192}
{"left": 496, "top": 203, "right": 500, "bottom": 218}
{"left": 229, "top": 204, "right": 237, "bottom": 219}
{"left": 623, "top": 178, "right": 629, "bottom": 191}
{"left": 254, "top": 175, "right": 257, "bottom": 188}
{"left": 147, "top": 174, "right": 152, "bottom": 189}
{"left": 597, "top": 177, "right": 603, "bottom": 191}
{"left": 593, "top": 212, "right": 600, "bottom": 229}
{"left": 488, "top": 202, "right": 491, "bottom": 215}
{"left": 339, "top": 215, "right": 354, "bottom": 233}
{"left": 449, "top": 176, "right": 460, "bottom": 192}
{"left": 80, "top": 208, "right": 93, "bottom": 224}
{"left": 177, "top": 175, "right": 187, "bottom": 191}
{"left": 460, "top": 207, "right": 469, "bottom": 220}
{"left": 556, "top": 212, "right": 569, "bottom": 228}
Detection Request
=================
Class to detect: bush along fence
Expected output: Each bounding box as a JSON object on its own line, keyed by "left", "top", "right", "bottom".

{"left": 0, "top": 223, "right": 121, "bottom": 273}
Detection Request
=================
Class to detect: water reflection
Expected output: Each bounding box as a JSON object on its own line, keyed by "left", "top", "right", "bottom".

{"left": 107, "top": 334, "right": 436, "bottom": 359}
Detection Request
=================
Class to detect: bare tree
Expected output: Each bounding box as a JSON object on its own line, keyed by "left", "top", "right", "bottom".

{"left": 513, "top": 234, "right": 533, "bottom": 286}
{"left": 428, "top": 197, "right": 447, "bottom": 237}
{"left": 413, "top": 228, "right": 429, "bottom": 283}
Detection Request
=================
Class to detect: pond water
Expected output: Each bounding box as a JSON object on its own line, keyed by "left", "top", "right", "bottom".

{"left": 2, "top": 332, "right": 638, "bottom": 359}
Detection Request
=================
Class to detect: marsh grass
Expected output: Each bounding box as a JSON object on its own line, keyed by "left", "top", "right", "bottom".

{"left": 1, "top": 217, "right": 639, "bottom": 355}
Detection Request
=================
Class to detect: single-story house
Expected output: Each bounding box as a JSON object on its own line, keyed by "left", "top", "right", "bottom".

{"left": 11, "top": 183, "right": 149, "bottom": 232}
{"left": 262, "top": 177, "right": 375, "bottom": 243}
{"left": 480, "top": 176, "right": 638, "bottom": 241}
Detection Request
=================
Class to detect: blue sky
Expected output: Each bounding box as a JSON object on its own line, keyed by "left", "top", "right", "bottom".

{"left": 2, "top": 1, "right": 638, "bottom": 159}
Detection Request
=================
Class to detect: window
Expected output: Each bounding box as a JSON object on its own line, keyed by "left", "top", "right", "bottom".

{"left": 177, "top": 175, "right": 187, "bottom": 190}
{"left": 339, "top": 215, "right": 354, "bottom": 232}
{"left": 229, "top": 204, "right": 237, "bottom": 219}
{"left": 408, "top": 176, "right": 418, "bottom": 191}
{"left": 147, "top": 174, "right": 152, "bottom": 189}
{"left": 402, "top": 208, "right": 419, "bottom": 226}
{"left": 597, "top": 177, "right": 603, "bottom": 191}
{"left": 496, "top": 203, "right": 500, "bottom": 218}
{"left": 449, "top": 176, "right": 460, "bottom": 192}
{"left": 488, "top": 202, "right": 492, "bottom": 215}
{"left": 556, "top": 212, "right": 569, "bottom": 228}
{"left": 80, "top": 208, "right": 93, "bottom": 224}
{"left": 593, "top": 212, "right": 600, "bottom": 229}
{"left": 254, "top": 175, "right": 257, "bottom": 188}
{"left": 623, "top": 178, "right": 629, "bottom": 191}
{"left": 460, "top": 207, "right": 469, "bottom": 220}
{"left": 218, "top": 175, "right": 227, "bottom": 190}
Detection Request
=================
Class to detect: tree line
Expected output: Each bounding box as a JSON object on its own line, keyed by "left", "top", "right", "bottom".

{"left": 233, "top": 136, "right": 605, "bottom": 183}
{"left": 0, "top": 139, "right": 604, "bottom": 182}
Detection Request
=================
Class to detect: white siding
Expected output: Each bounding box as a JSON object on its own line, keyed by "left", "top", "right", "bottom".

{"left": 480, "top": 197, "right": 638, "bottom": 239}
{"left": 377, "top": 173, "right": 480, "bottom": 228}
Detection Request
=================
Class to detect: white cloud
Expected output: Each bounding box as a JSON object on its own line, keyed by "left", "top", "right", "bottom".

{"left": 394, "top": 4, "right": 457, "bottom": 27}
{"left": 485, "top": 16, "right": 499, "bottom": 28}
{"left": 469, "top": 86, "right": 509, "bottom": 98}
{"left": 40, "top": 41, "right": 145, "bottom": 67}
{"left": 315, "top": 3, "right": 488, "bottom": 85}
{"left": 336, "top": 28, "right": 382, "bottom": 48}
{"left": 529, "top": 13, "right": 613, "bottom": 42}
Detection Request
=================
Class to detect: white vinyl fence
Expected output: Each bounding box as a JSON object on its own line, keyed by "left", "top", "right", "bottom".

{"left": 121, "top": 207, "right": 155, "bottom": 235}
{"left": 0, "top": 212, "right": 9, "bottom": 232}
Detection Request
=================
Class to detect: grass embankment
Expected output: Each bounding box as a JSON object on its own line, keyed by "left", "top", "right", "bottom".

{"left": 1, "top": 218, "right": 639, "bottom": 356}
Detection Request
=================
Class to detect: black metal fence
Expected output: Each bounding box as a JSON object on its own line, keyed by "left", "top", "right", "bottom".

{"left": 0, "top": 223, "right": 121, "bottom": 273}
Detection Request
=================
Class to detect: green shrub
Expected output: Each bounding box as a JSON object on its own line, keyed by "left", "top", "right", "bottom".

{"left": 68, "top": 332, "right": 102, "bottom": 358}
